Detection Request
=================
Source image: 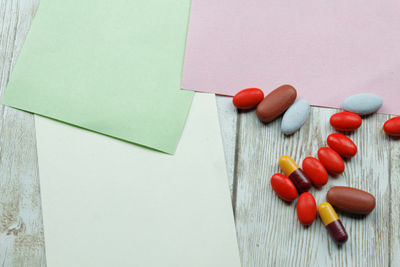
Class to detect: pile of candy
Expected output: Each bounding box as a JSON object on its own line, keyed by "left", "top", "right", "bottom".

{"left": 232, "top": 84, "right": 398, "bottom": 244}
{"left": 233, "top": 85, "right": 400, "bottom": 136}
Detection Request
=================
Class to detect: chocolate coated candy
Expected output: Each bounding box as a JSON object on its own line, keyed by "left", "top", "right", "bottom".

{"left": 327, "top": 133, "right": 357, "bottom": 158}
{"left": 318, "top": 147, "right": 345, "bottom": 175}
{"left": 256, "top": 84, "right": 297, "bottom": 123}
{"left": 326, "top": 186, "right": 376, "bottom": 215}
{"left": 270, "top": 173, "right": 298, "bottom": 202}
{"left": 233, "top": 88, "right": 264, "bottom": 109}
{"left": 330, "top": 112, "right": 362, "bottom": 132}
{"left": 383, "top": 116, "right": 400, "bottom": 137}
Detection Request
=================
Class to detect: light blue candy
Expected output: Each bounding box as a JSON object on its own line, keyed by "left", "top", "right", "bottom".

{"left": 281, "top": 100, "right": 310, "bottom": 135}
{"left": 342, "top": 93, "right": 382, "bottom": 115}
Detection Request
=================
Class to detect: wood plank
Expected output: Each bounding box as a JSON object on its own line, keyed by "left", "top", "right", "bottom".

{"left": 2, "top": 0, "right": 400, "bottom": 266}
{"left": 216, "top": 95, "right": 238, "bottom": 197}
{"left": 234, "top": 106, "right": 394, "bottom": 266}
{"left": 389, "top": 116, "right": 400, "bottom": 266}
{"left": 0, "top": 0, "right": 45, "bottom": 266}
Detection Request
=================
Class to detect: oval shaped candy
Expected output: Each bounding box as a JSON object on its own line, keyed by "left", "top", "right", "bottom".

{"left": 318, "top": 147, "right": 345, "bottom": 175}
{"left": 383, "top": 116, "right": 400, "bottom": 137}
{"left": 296, "top": 192, "right": 317, "bottom": 225}
{"left": 233, "top": 88, "right": 264, "bottom": 109}
{"left": 326, "top": 186, "right": 376, "bottom": 215}
{"left": 302, "top": 157, "right": 328, "bottom": 187}
{"left": 327, "top": 133, "right": 357, "bottom": 158}
{"left": 256, "top": 84, "right": 297, "bottom": 123}
{"left": 270, "top": 173, "right": 298, "bottom": 201}
{"left": 342, "top": 93, "right": 383, "bottom": 115}
{"left": 281, "top": 100, "right": 310, "bottom": 135}
{"left": 330, "top": 112, "right": 362, "bottom": 131}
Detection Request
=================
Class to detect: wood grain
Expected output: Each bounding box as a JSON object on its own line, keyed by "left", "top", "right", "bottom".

{"left": 1, "top": 0, "right": 399, "bottom": 266}
{"left": 0, "top": 0, "right": 45, "bottom": 266}
{"left": 233, "top": 107, "right": 397, "bottom": 266}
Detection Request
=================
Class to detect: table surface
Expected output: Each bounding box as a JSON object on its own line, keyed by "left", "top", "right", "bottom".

{"left": 1, "top": 1, "right": 399, "bottom": 266}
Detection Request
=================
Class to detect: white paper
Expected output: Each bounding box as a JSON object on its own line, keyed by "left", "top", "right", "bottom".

{"left": 35, "top": 93, "right": 241, "bottom": 267}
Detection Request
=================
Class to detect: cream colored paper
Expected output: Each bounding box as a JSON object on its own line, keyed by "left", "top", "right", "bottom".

{"left": 35, "top": 93, "right": 241, "bottom": 267}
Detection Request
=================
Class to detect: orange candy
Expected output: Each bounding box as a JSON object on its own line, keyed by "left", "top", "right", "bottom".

{"left": 327, "top": 133, "right": 357, "bottom": 158}
{"left": 383, "top": 116, "right": 400, "bottom": 137}
{"left": 330, "top": 112, "right": 362, "bottom": 131}
{"left": 296, "top": 192, "right": 317, "bottom": 225}
{"left": 270, "top": 173, "right": 298, "bottom": 202}
{"left": 318, "top": 147, "right": 345, "bottom": 175}
{"left": 233, "top": 88, "right": 264, "bottom": 109}
{"left": 302, "top": 157, "right": 328, "bottom": 187}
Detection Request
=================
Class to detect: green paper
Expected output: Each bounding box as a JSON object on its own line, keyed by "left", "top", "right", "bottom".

{"left": 3, "top": 0, "right": 194, "bottom": 154}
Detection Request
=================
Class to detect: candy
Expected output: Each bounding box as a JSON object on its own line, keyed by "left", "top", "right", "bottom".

{"left": 281, "top": 100, "right": 310, "bottom": 135}
{"left": 256, "top": 84, "right": 297, "bottom": 123}
{"left": 318, "top": 147, "right": 345, "bottom": 175}
{"left": 232, "top": 88, "right": 264, "bottom": 109}
{"left": 327, "top": 133, "right": 357, "bottom": 158}
{"left": 296, "top": 192, "right": 317, "bottom": 225}
{"left": 318, "top": 202, "right": 348, "bottom": 244}
{"left": 342, "top": 93, "right": 383, "bottom": 115}
{"left": 279, "top": 155, "right": 312, "bottom": 192}
{"left": 330, "top": 112, "right": 362, "bottom": 131}
{"left": 302, "top": 157, "right": 328, "bottom": 187}
{"left": 270, "top": 173, "right": 298, "bottom": 202}
{"left": 326, "top": 186, "right": 376, "bottom": 215}
{"left": 383, "top": 116, "right": 400, "bottom": 137}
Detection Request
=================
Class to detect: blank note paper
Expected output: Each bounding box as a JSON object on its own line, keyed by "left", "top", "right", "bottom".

{"left": 182, "top": 0, "right": 400, "bottom": 115}
{"left": 3, "top": 0, "right": 194, "bottom": 154}
{"left": 35, "top": 93, "right": 241, "bottom": 267}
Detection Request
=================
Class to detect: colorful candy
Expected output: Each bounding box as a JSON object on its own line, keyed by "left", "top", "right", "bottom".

{"left": 256, "top": 84, "right": 297, "bottom": 123}
{"left": 383, "top": 116, "right": 400, "bottom": 137}
{"left": 318, "top": 202, "right": 348, "bottom": 244}
{"left": 270, "top": 173, "right": 298, "bottom": 202}
{"left": 326, "top": 186, "right": 376, "bottom": 215}
{"left": 296, "top": 192, "right": 317, "bottom": 225}
{"left": 342, "top": 93, "right": 383, "bottom": 115}
{"left": 281, "top": 100, "right": 310, "bottom": 135}
{"left": 327, "top": 133, "right": 357, "bottom": 158}
{"left": 318, "top": 147, "right": 345, "bottom": 175}
{"left": 330, "top": 112, "right": 362, "bottom": 131}
{"left": 232, "top": 88, "right": 264, "bottom": 109}
{"left": 302, "top": 157, "right": 328, "bottom": 187}
{"left": 279, "top": 155, "right": 312, "bottom": 193}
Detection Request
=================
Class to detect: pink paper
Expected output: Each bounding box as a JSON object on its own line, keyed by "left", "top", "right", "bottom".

{"left": 182, "top": 0, "right": 400, "bottom": 114}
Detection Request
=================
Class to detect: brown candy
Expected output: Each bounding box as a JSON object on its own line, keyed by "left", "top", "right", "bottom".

{"left": 256, "top": 84, "right": 297, "bottom": 123}
{"left": 326, "top": 186, "right": 376, "bottom": 215}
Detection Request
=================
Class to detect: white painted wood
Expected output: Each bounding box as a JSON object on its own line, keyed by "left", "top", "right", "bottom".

{"left": 234, "top": 107, "right": 397, "bottom": 266}
{"left": 1, "top": 0, "right": 399, "bottom": 266}
{"left": 216, "top": 95, "right": 238, "bottom": 197}
{"left": 389, "top": 115, "right": 400, "bottom": 266}
{"left": 0, "top": 0, "right": 45, "bottom": 266}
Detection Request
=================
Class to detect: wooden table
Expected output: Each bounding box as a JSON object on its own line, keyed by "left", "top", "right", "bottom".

{"left": 1, "top": 1, "right": 399, "bottom": 266}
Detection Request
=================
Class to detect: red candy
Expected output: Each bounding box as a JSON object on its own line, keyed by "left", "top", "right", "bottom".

{"left": 296, "top": 192, "right": 317, "bottom": 225}
{"left": 383, "top": 116, "right": 400, "bottom": 137}
{"left": 233, "top": 88, "right": 264, "bottom": 109}
{"left": 318, "top": 147, "right": 345, "bottom": 175}
{"left": 327, "top": 133, "right": 357, "bottom": 158}
{"left": 330, "top": 112, "right": 362, "bottom": 131}
{"left": 270, "top": 173, "right": 298, "bottom": 202}
{"left": 302, "top": 157, "right": 328, "bottom": 187}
